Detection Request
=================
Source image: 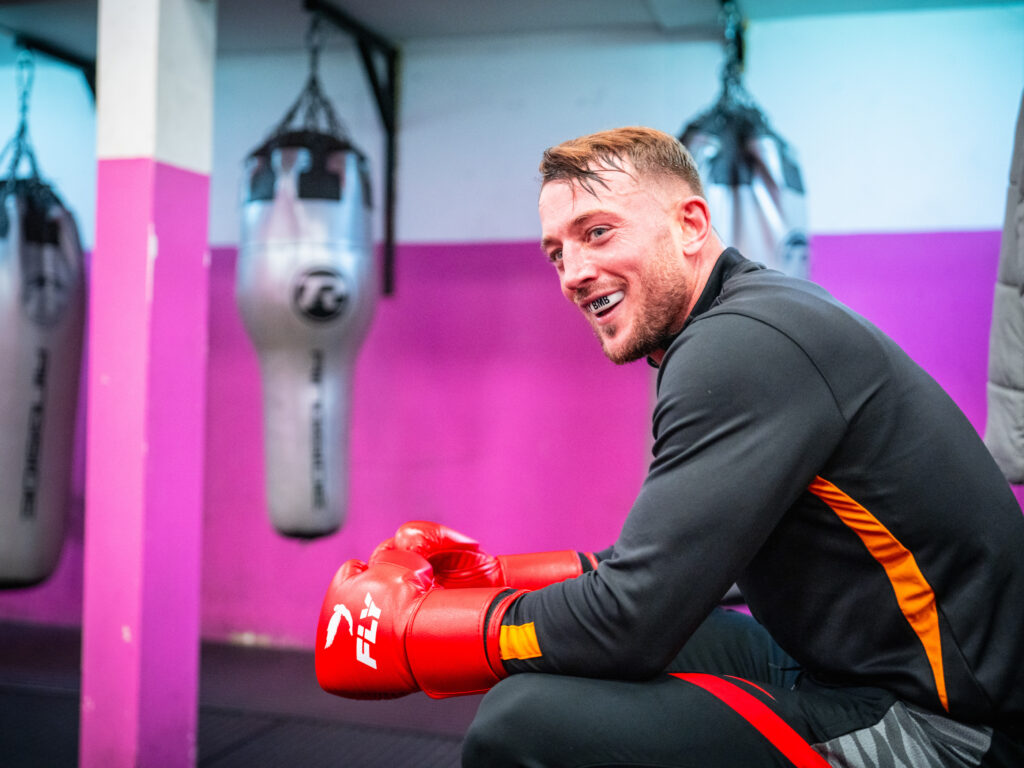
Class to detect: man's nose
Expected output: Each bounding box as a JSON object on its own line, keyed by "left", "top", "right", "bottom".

{"left": 560, "top": 246, "right": 598, "bottom": 294}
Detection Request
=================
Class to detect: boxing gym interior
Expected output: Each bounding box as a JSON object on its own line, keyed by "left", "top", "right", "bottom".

{"left": 0, "top": 0, "right": 1021, "bottom": 766}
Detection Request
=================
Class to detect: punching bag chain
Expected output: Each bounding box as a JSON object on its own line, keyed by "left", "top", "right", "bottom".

{"left": 717, "top": 0, "right": 756, "bottom": 112}
{"left": 0, "top": 50, "right": 45, "bottom": 236}
{"left": 0, "top": 51, "right": 41, "bottom": 184}
{"left": 307, "top": 14, "right": 323, "bottom": 82}
{"left": 266, "top": 14, "right": 349, "bottom": 142}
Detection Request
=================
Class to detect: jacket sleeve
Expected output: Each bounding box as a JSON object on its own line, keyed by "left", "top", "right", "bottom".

{"left": 500, "top": 312, "right": 848, "bottom": 678}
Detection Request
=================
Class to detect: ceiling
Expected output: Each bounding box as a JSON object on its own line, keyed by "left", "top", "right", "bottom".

{"left": 0, "top": 0, "right": 1016, "bottom": 67}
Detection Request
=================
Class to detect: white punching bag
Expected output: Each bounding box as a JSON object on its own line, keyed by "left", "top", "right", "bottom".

{"left": 237, "top": 39, "right": 376, "bottom": 538}
{"left": 0, "top": 54, "right": 86, "bottom": 585}
{"left": 680, "top": 1, "right": 808, "bottom": 278}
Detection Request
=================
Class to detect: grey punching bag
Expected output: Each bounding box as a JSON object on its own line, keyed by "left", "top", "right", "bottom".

{"left": 237, "top": 30, "right": 376, "bottom": 538}
{"left": 680, "top": 1, "right": 808, "bottom": 278}
{"left": 984, "top": 89, "right": 1024, "bottom": 482}
{"left": 0, "top": 53, "right": 85, "bottom": 585}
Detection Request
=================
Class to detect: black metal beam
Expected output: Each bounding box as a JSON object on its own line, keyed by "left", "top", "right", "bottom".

{"left": 12, "top": 33, "right": 96, "bottom": 100}
{"left": 304, "top": 0, "right": 400, "bottom": 296}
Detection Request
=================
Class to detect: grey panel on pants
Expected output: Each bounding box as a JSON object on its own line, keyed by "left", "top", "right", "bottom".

{"left": 814, "top": 701, "right": 993, "bottom": 768}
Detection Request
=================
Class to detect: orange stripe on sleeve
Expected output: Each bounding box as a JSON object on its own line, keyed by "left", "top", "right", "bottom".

{"left": 500, "top": 622, "right": 542, "bottom": 661}
{"left": 808, "top": 476, "right": 948, "bottom": 712}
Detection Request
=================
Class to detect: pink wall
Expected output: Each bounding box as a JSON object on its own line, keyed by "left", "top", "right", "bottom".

{"left": 0, "top": 230, "right": 1017, "bottom": 647}
{"left": 202, "top": 241, "right": 652, "bottom": 646}
{"left": 810, "top": 229, "right": 1024, "bottom": 513}
{"left": 810, "top": 230, "right": 999, "bottom": 433}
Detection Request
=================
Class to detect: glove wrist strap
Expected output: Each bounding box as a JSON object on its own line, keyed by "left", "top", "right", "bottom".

{"left": 497, "top": 551, "right": 597, "bottom": 590}
{"left": 408, "top": 587, "right": 525, "bottom": 698}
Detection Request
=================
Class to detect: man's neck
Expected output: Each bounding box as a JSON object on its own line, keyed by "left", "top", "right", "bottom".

{"left": 647, "top": 240, "right": 731, "bottom": 367}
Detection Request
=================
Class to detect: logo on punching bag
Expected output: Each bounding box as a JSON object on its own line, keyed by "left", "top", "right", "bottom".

{"left": 292, "top": 267, "right": 349, "bottom": 323}
{"left": 22, "top": 244, "right": 76, "bottom": 327}
{"left": 777, "top": 230, "right": 810, "bottom": 279}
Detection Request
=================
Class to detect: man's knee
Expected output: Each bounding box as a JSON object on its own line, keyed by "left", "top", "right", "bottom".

{"left": 462, "top": 675, "right": 560, "bottom": 768}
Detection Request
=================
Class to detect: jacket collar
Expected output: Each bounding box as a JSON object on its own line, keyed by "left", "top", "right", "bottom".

{"left": 647, "top": 248, "right": 759, "bottom": 368}
{"left": 686, "top": 247, "right": 756, "bottom": 324}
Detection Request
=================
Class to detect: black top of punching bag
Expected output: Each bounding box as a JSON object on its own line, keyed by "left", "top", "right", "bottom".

{"left": 680, "top": 99, "right": 804, "bottom": 194}
{"left": 246, "top": 129, "right": 368, "bottom": 204}
{"left": 0, "top": 177, "right": 63, "bottom": 242}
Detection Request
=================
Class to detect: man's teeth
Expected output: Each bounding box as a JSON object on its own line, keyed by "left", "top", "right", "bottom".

{"left": 588, "top": 291, "right": 625, "bottom": 315}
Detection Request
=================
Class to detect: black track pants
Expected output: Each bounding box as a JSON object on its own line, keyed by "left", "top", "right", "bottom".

{"left": 462, "top": 608, "right": 1016, "bottom": 768}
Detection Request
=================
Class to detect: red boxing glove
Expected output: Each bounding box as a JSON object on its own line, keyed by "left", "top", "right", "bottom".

{"left": 374, "top": 520, "right": 598, "bottom": 591}
{"left": 315, "top": 547, "right": 523, "bottom": 699}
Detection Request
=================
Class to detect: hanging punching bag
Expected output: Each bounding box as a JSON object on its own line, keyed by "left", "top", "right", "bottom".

{"left": 680, "top": 1, "right": 808, "bottom": 278}
{"left": 983, "top": 89, "right": 1024, "bottom": 482}
{"left": 237, "top": 24, "right": 376, "bottom": 538}
{"left": 0, "top": 53, "right": 86, "bottom": 586}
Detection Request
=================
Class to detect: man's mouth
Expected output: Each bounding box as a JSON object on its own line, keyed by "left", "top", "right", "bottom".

{"left": 586, "top": 290, "right": 625, "bottom": 318}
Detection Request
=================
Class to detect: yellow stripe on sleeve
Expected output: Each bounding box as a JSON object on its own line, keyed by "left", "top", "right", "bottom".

{"left": 500, "top": 622, "right": 543, "bottom": 661}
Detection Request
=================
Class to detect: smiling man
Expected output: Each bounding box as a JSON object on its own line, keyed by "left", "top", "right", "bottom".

{"left": 315, "top": 127, "right": 1024, "bottom": 768}
{"left": 539, "top": 130, "right": 716, "bottom": 366}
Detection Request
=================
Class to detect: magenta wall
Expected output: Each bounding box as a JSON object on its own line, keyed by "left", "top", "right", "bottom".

{"left": 810, "top": 230, "right": 1024, "bottom": 516}
{"left": 0, "top": 230, "right": 1018, "bottom": 647}
{"left": 201, "top": 241, "right": 652, "bottom": 646}
{"left": 810, "top": 230, "right": 1000, "bottom": 433}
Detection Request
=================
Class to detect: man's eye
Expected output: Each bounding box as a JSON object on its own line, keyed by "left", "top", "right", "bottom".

{"left": 548, "top": 249, "right": 563, "bottom": 263}
{"left": 588, "top": 227, "right": 609, "bottom": 241}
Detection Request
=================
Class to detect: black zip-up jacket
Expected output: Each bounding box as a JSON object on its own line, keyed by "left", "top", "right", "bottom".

{"left": 502, "top": 249, "right": 1024, "bottom": 733}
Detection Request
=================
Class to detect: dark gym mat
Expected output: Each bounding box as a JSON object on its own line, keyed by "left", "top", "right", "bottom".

{"left": 0, "top": 621, "right": 475, "bottom": 767}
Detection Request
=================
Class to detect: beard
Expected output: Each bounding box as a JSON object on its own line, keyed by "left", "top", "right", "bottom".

{"left": 598, "top": 263, "right": 693, "bottom": 365}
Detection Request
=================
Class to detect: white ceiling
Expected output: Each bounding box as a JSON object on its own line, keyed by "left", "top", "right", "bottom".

{"left": 0, "top": 0, "right": 1017, "bottom": 66}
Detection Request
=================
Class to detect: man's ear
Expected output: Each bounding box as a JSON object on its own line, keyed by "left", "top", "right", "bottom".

{"left": 676, "top": 195, "right": 713, "bottom": 256}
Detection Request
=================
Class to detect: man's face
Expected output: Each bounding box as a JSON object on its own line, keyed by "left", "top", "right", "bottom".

{"left": 539, "top": 165, "right": 695, "bottom": 364}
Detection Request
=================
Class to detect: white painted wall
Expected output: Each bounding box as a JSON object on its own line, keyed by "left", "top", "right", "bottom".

{"left": 746, "top": 5, "right": 1024, "bottom": 234}
{"left": 95, "top": 0, "right": 216, "bottom": 171}
{"left": 0, "top": 4, "right": 1020, "bottom": 250}
{"left": 212, "top": 3, "right": 1024, "bottom": 244}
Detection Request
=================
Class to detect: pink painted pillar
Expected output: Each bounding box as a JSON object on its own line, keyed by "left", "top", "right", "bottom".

{"left": 79, "top": 1, "right": 216, "bottom": 766}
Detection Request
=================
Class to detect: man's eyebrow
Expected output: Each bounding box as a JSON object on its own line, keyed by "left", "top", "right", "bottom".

{"left": 569, "top": 210, "right": 611, "bottom": 231}
{"left": 541, "top": 210, "right": 611, "bottom": 252}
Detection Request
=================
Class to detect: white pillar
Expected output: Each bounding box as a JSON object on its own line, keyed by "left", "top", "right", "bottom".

{"left": 80, "top": 1, "right": 216, "bottom": 765}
